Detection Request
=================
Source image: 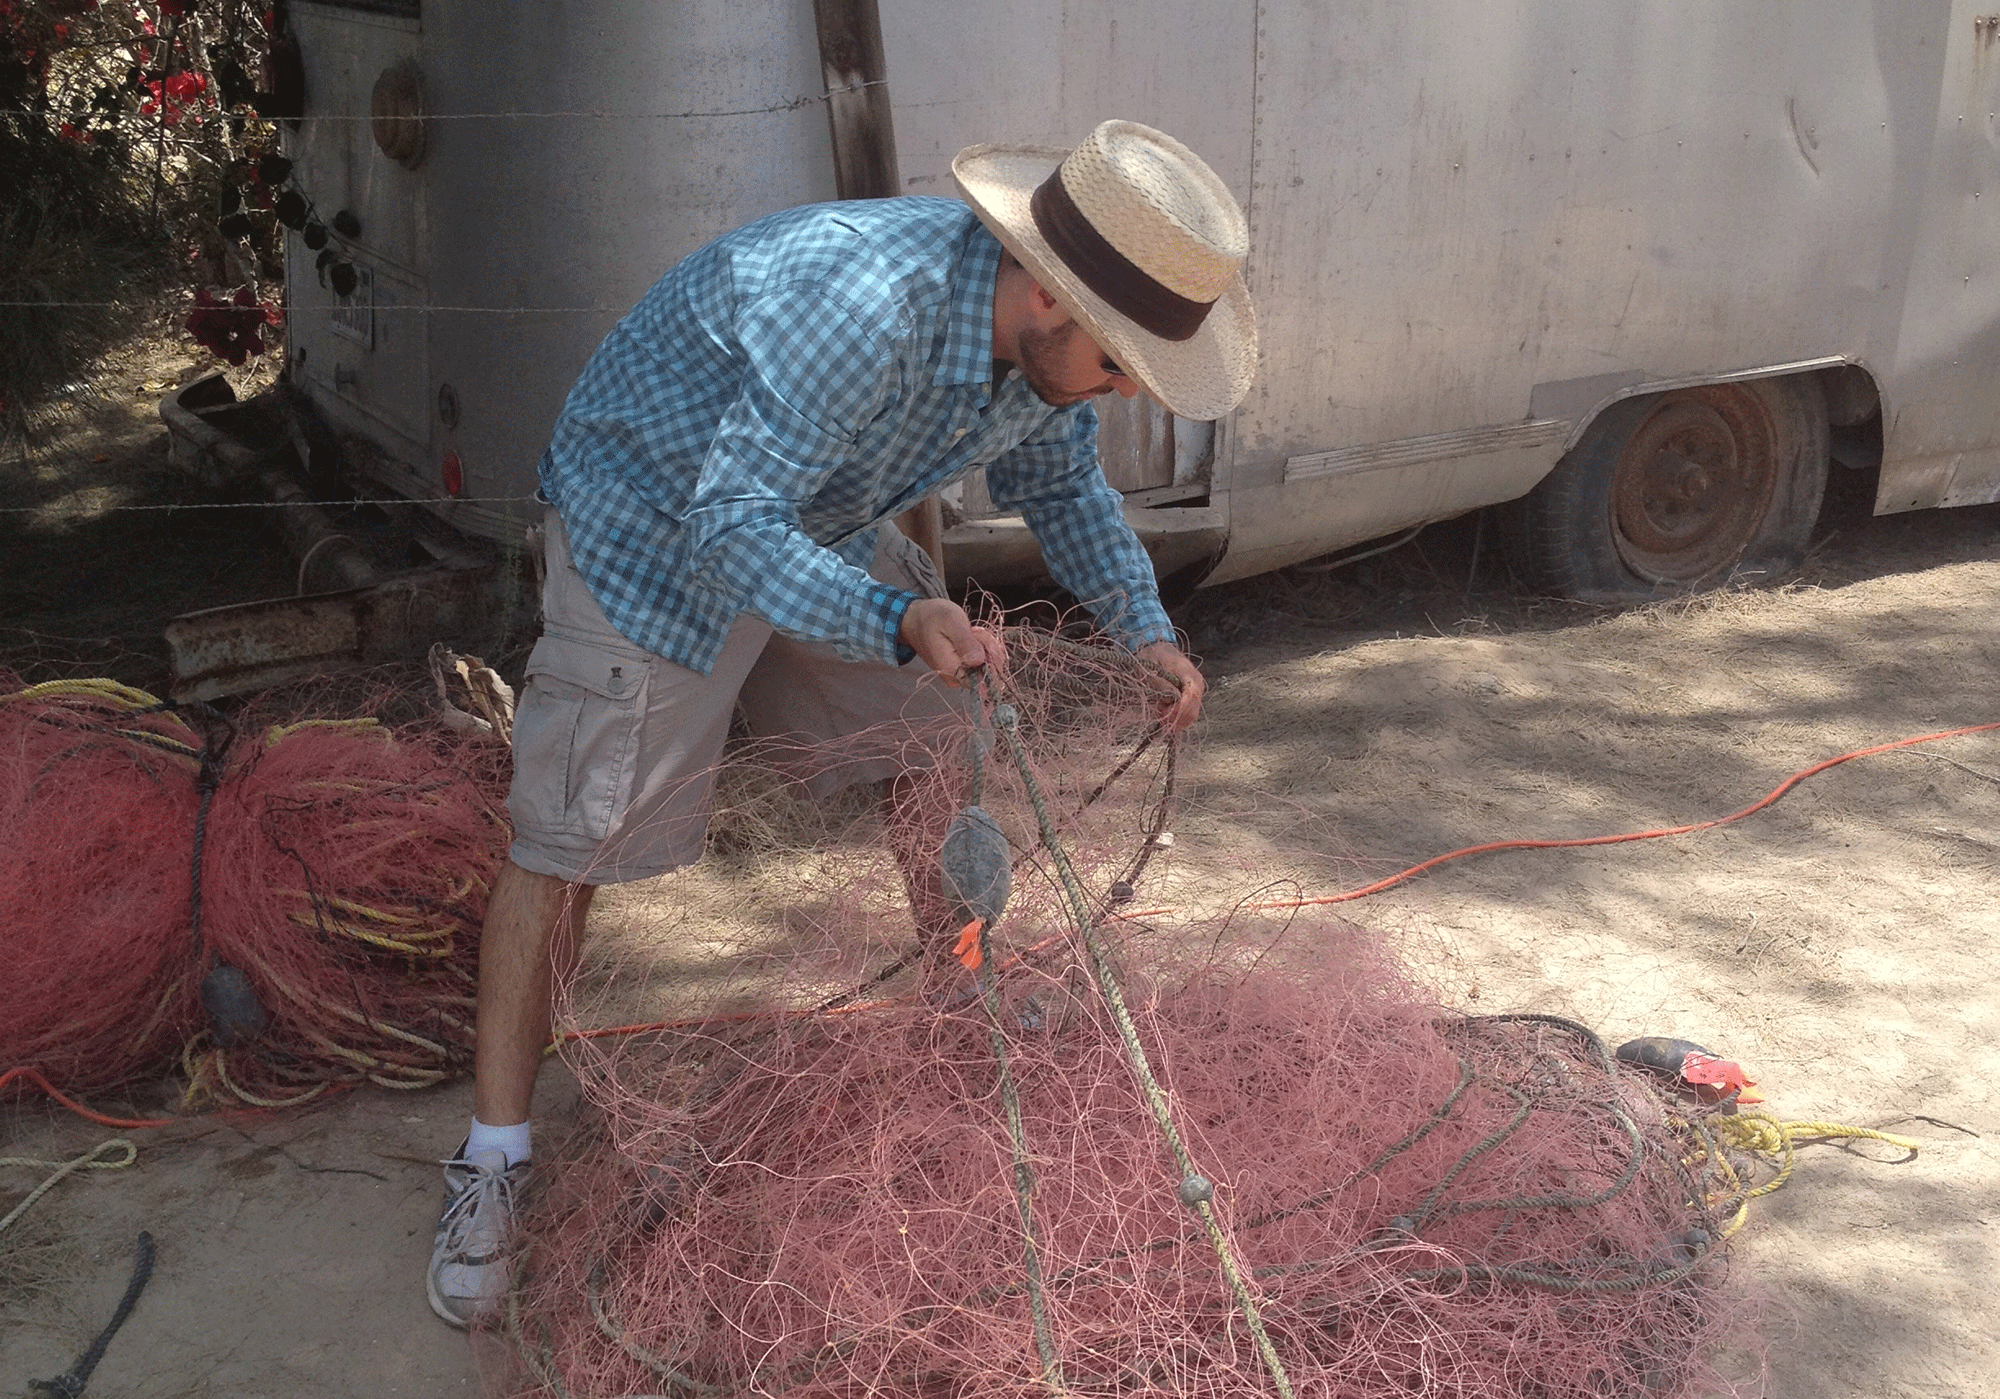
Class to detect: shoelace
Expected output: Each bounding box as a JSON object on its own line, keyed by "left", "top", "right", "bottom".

{"left": 439, "top": 1159, "right": 520, "bottom": 1262}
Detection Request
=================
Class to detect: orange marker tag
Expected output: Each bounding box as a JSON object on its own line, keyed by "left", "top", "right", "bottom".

{"left": 1683, "top": 1051, "right": 1763, "bottom": 1103}
{"left": 953, "top": 918, "right": 984, "bottom": 972}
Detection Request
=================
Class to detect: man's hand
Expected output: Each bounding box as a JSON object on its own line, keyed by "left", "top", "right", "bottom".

{"left": 1136, "top": 640, "right": 1204, "bottom": 731}
{"left": 900, "top": 597, "right": 1005, "bottom": 684}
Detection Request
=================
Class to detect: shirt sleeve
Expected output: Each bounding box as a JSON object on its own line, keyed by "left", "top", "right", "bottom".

{"left": 677, "top": 281, "right": 917, "bottom": 665}
{"left": 983, "top": 406, "right": 1178, "bottom": 652}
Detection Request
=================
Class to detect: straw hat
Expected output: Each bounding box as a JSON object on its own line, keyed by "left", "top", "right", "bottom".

{"left": 953, "top": 120, "right": 1257, "bottom": 422}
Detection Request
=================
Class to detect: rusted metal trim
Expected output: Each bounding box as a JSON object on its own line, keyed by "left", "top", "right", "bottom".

{"left": 165, "top": 565, "right": 501, "bottom": 703}
{"left": 1285, "top": 420, "right": 1573, "bottom": 484}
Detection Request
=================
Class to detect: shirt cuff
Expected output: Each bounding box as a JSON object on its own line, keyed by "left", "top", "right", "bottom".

{"left": 872, "top": 583, "right": 918, "bottom": 665}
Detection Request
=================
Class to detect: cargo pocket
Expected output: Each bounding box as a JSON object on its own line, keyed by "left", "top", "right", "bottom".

{"left": 507, "top": 632, "right": 649, "bottom": 841}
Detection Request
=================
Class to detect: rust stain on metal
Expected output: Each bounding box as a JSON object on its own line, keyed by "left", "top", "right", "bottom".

{"left": 166, "top": 567, "right": 497, "bottom": 702}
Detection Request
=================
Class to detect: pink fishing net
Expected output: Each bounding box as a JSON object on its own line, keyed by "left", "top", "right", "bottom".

{"left": 0, "top": 676, "right": 508, "bottom": 1106}
{"left": 491, "top": 628, "right": 1759, "bottom": 1399}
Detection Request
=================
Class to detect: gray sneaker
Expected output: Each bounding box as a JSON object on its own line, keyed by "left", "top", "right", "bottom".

{"left": 427, "top": 1146, "right": 529, "bottom": 1327}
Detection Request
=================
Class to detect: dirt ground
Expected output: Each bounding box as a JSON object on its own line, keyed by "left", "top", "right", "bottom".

{"left": 2, "top": 346, "right": 1997, "bottom": 1397}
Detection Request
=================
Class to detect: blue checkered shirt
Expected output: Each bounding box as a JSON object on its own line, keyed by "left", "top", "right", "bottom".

{"left": 538, "top": 197, "right": 1176, "bottom": 674}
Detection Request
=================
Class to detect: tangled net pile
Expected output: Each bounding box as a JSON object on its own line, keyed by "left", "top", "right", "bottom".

{"left": 497, "top": 627, "right": 1759, "bottom": 1399}
{"left": 0, "top": 676, "right": 509, "bottom": 1107}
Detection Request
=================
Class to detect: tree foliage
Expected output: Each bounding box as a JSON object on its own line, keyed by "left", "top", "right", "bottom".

{"left": 0, "top": 0, "right": 295, "bottom": 439}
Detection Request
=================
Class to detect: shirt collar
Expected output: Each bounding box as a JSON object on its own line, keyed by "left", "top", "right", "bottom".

{"left": 934, "top": 220, "right": 1003, "bottom": 391}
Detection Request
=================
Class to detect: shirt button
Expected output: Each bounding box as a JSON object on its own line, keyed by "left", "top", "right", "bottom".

{"left": 954, "top": 428, "right": 968, "bottom": 439}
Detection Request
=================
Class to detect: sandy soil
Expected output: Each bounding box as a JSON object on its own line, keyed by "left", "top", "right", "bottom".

{"left": 2, "top": 367, "right": 1997, "bottom": 1396}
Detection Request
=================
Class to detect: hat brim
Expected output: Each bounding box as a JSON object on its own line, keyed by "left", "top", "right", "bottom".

{"left": 952, "top": 144, "right": 1257, "bottom": 423}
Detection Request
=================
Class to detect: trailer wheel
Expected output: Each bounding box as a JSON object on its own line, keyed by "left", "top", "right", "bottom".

{"left": 1500, "top": 376, "right": 1828, "bottom": 600}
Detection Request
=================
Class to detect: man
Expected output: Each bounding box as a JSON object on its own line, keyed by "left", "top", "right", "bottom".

{"left": 427, "top": 119, "right": 1258, "bottom": 1326}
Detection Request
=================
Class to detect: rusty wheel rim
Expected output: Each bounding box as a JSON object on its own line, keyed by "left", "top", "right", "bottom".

{"left": 1610, "top": 386, "right": 1778, "bottom": 584}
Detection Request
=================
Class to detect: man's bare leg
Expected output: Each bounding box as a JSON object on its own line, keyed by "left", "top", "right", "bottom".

{"left": 473, "top": 859, "right": 597, "bottom": 1125}
{"left": 430, "top": 859, "right": 597, "bottom": 1326}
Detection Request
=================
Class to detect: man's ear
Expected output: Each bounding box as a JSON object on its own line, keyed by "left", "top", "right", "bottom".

{"left": 1025, "top": 278, "right": 1069, "bottom": 325}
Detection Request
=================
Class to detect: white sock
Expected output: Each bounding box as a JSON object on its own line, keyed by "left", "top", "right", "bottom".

{"left": 466, "top": 1115, "right": 531, "bottom": 1167}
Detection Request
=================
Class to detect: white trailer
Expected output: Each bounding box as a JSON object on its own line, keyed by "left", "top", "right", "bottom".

{"left": 278, "top": 0, "right": 2000, "bottom": 607}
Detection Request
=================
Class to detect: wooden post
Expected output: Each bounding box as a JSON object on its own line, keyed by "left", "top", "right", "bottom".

{"left": 812, "top": 0, "right": 899, "bottom": 202}
{"left": 812, "top": 0, "right": 946, "bottom": 575}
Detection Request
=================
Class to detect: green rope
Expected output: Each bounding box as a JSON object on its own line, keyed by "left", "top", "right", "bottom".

{"left": 1239, "top": 1059, "right": 1478, "bottom": 1234}
{"left": 975, "top": 673, "right": 1298, "bottom": 1399}
{"left": 586, "top": 1258, "right": 721, "bottom": 1396}
{"left": 959, "top": 705, "right": 1065, "bottom": 1392}
{"left": 975, "top": 939, "right": 1066, "bottom": 1393}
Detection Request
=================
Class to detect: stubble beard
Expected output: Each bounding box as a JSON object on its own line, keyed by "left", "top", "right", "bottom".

{"left": 1014, "top": 321, "right": 1113, "bottom": 409}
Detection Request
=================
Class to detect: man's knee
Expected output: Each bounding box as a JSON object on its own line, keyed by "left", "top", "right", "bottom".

{"left": 487, "top": 860, "right": 596, "bottom": 936}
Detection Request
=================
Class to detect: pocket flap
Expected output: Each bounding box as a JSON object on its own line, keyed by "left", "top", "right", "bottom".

{"left": 524, "top": 631, "right": 646, "bottom": 701}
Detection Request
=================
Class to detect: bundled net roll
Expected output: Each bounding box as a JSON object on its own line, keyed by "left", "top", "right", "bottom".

{"left": 0, "top": 676, "right": 508, "bottom": 1106}
{"left": 0, "top": 683, "right": 205, "bottom": 1091}
{"left": 495, "top": 629, "right": 1759, "bottom": 1399}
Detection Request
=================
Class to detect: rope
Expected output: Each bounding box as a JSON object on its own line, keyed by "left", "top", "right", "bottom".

{"left": 0, "top": 1139, "right": 139, "bottom": 1238}
{"left": 585, "top": 1260, "right": 720, "bottom": 1397}
{"left": 972, "top": 669, "right": 1299, "bottom": 1399}
{"left": 185, "top": 704, "right": 234, "bottom": 962}
{"left": 28, "top": 1231, "right": 156, "bottom": 1399}
{"left": 954, "top": 706, "right": 1064, "bottom": 1392}
{"left": 1706, "top": 1113, "right": 1921, "bottom": 1236}
{"left": 976, "top": 933, "right": 1064, "bottom": 1392}
{"left": 0, "top": 678, "right": 187, "bottom": 715}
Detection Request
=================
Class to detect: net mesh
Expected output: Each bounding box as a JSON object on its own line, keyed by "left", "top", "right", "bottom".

{"left": 492, "top": 627, "right": 1759, "bottom": 1399}
{"left": 0, "top": 675, "right": 509, "bottom": 1107}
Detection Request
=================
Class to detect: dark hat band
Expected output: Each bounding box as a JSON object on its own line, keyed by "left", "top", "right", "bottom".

{"left": 1029, "top": 169, "right": 1215, "bottom": 343}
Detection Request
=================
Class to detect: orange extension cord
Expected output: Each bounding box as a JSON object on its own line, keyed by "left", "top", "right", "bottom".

{"left": 12, "top": 721, "right": 1999, "bottom": 1119}
{"left": 557, "top": 718, "right": 2000, "bottom": 1047}
{"left": 1252, "top": 718, "right": 2000, "bottom": 911}
{"left": 0, "top": 1067, "right": 175, "bottom": 1130}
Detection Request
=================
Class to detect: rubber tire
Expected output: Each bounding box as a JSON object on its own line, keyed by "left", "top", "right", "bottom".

{"left": 1499, "top": 375, "right": 1829, "bottom": 602}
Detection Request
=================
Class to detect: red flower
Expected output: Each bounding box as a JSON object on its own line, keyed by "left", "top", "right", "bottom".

{"left": 140, "top": 71, "right": 205, "bottom": 123}
{"left": 185, "top": 286, "right": 271, "bottom": 367}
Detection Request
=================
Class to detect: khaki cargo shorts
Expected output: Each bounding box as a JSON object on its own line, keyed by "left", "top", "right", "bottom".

{"left": 506, "top": 509, "right": 964, "bottom": 884}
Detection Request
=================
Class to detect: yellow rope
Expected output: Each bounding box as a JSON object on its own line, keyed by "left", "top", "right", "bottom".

{"left": 265, "top": 717, "right": 383, "bottom": 747}
{"left": 0, "top": 678, "right": 166, "bottom": 711}
{"left": 0, "top": 679, "right": 202, "bottom": 760}
{"left": 278, "top": 899, "right": 460, "bottom": 957}
{"left": 1705, "top": 1112, "right": 1921, "bottom": 1236}
{"left": 6, "top": 677, "right": 489, "bottom": 1110}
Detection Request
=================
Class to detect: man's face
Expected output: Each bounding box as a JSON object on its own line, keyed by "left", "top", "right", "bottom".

{"left": 1015, "top": 319, "right": 1142, "bottom": 408}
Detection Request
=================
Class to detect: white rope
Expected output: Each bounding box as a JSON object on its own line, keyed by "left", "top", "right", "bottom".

{"left": 0, "top": 1139, "right": 140, "bottom": 1238}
